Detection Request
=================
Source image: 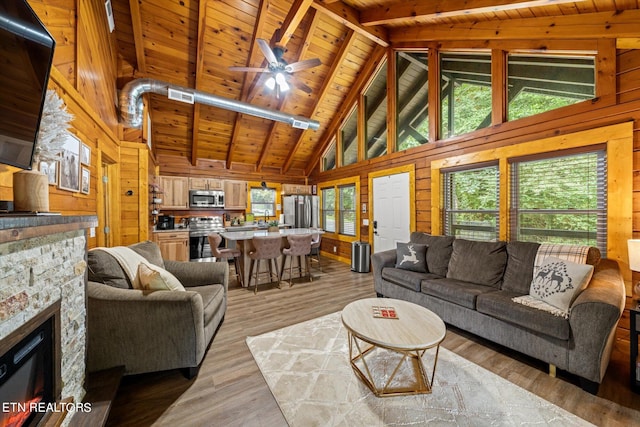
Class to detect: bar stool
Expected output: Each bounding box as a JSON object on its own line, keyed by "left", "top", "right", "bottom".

{"left": 280, "top": 234, "right": 313, "bottom": 287}
{"left": 208, "top": 233, "right": 242, "bottom": 286}
{"left": 309, "top": 232, "right": 322, "bottom": 272}
{"left": 248, "top": 235, "right": 282, "bottom": 294}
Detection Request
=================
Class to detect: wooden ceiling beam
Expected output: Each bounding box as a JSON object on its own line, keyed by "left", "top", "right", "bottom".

{"left": 311, "top": 1, "right": 389, "bottom": 48}
{"left": 128, "top": 0, "right": 146, "bottom": 74}
{"left": 226, "top": 0, "right": 271, "bottom": 170}
{"left": 390, "top": 9, "right": 640, "bottom": 43}
{"left": 277, "top": 0, "right": 315, "bottom": 47}
{"left": 360, "top": 0, "right": 586, "bottom": 27}
{"left": 190, "top": 0, "right": 209, "bottom": 167}
{"left": 257, "top": 9, "right": 319, "bottom": 172}
{"left": 303, "top": 43, "right": 387, "bottom": 176}
{"left": 282, "top": 29, "right": 356, "bottom": 173}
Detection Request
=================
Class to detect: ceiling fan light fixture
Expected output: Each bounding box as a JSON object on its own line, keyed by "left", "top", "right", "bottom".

{"left": 265, "top": 76, "right": 276, "bottom": 90}
{"left": 275, "top": 73, "right": 289, "bottom": 92}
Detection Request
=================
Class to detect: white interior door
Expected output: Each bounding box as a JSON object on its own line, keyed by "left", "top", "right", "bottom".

{"left": 372, "top": 172, "right": 410, "bottom": 253}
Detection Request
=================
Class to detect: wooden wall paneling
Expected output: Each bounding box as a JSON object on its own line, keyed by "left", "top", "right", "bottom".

{"left": 28, "top": 0, "right": 77, "bottom": 86}
{"left": 77, "top": 0, "right": 119, "bottom": 132}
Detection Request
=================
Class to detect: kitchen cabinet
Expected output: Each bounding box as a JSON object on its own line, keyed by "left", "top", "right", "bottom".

{"left": 224, "top": 180, "right": 248, "bottom": 209}
{"left": 189, "top": 177, "right": 223, "bottom": 190}
{"left": 154, "top": 231, "right": 189, "bottom": 261}
{"left": 282, "top": 183, "right": 312, "bottom": 195}
{"left": 158, "top": 176, "right": 189, "bottom": 209}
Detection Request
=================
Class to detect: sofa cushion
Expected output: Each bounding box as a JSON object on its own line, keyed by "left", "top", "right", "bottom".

{"left": 409, "top": 232, "right": 455, "bottom": 276}
{"left": 129, "top": 240, "right": 165, "bottom": 268}
{"left": 382, "top": 267, "right": 440, "bottom": 292}
{"left": 502, "top": 241, "right": 540, "bottom": 294}
{"left": 446, "top": 239, "right": 507, "bottom": 288}
{"left": 395, "top": 242, "right": 427, "bottom": 272}
{"left": 477, "top": 290, "right": 570, "bottom": 340}
{"left": 421, "top": 278, "right": 497, "bottom": 310}
{"left": 138, "top": 262, "right": 185, "bottom": 291}
{"left": 87, "top": 249, "right": 131, "bottom": 289}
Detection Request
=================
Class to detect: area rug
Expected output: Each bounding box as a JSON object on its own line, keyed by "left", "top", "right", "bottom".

{"left": 246, "top": 312, "right": 592, "bottom": 426}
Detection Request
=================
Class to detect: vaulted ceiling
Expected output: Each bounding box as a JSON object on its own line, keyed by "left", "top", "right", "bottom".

{"left": 110, "top": 0, "right": 640, "bottom": 176}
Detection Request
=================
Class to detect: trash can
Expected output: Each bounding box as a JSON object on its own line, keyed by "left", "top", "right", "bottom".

{"left": 351, "top": 241, "right": 371, "bottom": 273}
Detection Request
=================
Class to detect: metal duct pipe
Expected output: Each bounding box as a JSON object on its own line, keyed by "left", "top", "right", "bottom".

{"left": 119, "top": 78, "right": 320, "bottom": 131}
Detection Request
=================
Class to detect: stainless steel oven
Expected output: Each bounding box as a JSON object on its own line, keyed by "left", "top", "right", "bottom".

{"left": 189, "top": 190, "right": 224, "bottom": 208}
{"left": 188, "top": 216, "right": 225, "bottom": 260}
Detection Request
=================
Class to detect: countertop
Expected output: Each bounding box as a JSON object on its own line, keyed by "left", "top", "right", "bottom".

{"left": 152, "top": 226, "right": 190, "bottom": 233}
{"left": 221, "top": 227, "right": 323, "bottom": 241}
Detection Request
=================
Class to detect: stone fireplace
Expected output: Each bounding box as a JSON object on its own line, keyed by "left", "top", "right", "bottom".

{"left": 0, "top": 215, "right": 97, "bottom": 426}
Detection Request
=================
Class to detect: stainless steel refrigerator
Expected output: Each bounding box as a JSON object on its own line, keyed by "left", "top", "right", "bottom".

{"left": 283, "top": 195, "right": 319, "bottom": 228}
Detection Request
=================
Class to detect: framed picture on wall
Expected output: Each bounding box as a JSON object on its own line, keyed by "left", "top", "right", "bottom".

{"left": 81, "top": 143, "right": 91, "bottom": 165}
{"left": 39, "top": 160, "right": 58, "bottom": 185}
{"left": 81, "top": 166, "right": 90, "bottom": 194}
{"left": 58, "top": 133, "right": 81, "bottom": 192}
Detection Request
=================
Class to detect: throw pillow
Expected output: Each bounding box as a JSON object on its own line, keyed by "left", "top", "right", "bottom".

{"left": 137, "top": 262, "right": 186, "bottom": 291}
{"left": 529, "top": 256, "right": 594, "bottom": 313}
{"left": 395, "top": 242, "right": 427, "bottom": 273}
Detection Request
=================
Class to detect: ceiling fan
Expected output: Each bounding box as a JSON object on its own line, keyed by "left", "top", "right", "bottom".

{"left": 229, "top": 39, "right": 321, "bottom": 98}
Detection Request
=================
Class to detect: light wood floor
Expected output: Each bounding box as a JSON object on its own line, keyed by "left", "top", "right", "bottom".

{"left": 106, "top": 258, "right": 640, "bottom": 427}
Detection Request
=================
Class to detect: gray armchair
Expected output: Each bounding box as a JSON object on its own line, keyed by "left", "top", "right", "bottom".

{"left": 86, "top": 241, "right": 228, "bottom": 378}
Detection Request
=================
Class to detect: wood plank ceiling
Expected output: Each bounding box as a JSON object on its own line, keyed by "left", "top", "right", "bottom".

{"left": 110, "top": 0, "right": 640, "bottom": 177}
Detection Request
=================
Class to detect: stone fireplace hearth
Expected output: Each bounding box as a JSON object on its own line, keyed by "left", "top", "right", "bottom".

{"left": 0, "top": 215, "right": 97, "bottom": 426}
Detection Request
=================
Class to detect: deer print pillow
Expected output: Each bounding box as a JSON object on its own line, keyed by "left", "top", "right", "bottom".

{"left": 395, "top": 243, "right": 427, "bottom": 272}
{"left": 529, "top": 256, "right": 594, "bottom": 313}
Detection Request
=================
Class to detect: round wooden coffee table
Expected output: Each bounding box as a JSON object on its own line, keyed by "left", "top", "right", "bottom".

{"left": 341, "top": 298, "right": 446, "bottom": 397}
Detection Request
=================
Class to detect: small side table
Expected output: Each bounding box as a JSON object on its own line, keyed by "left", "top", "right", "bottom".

{"left": 631, "top": 302, "right": 640, "bottom": 393}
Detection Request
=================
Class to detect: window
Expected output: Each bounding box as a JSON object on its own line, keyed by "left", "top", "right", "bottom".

{"left": 339, "top": 185, "right": 356, "bottom": 236}
{"left": 341, "top": 107, "right": 358, "bottom": 166}
{"left": 365, "top": 61, "right": 388, "bottom": 159}
{"left": 508, "top": 54, "right": 595, "bottom": 121}
{"left": 250, "top": 187, "right": 276, "bottom": 217}
{"left": 322, "top": 188, "right": 336, "bottom": 232}
{"left": 443, "top": 164, "right": 499, "bottom": 241}
{"left": 322, "top": 138, "right": 336, "bottom": 171}
{"left": 440, "top": 52, "right": 492, "bottom": 139}
{"left": 510, "top": 149, "right": 607, "bottom": 254}
{"left": 396, "top": 51, "right": 429, "bottom": 150}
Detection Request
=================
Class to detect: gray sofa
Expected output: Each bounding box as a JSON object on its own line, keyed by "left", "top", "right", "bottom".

{"left": 372, "top": 232, "right": 625, "bottom": 393}
{"left": 86, "top": 241, "right": 228, "bottom": 378}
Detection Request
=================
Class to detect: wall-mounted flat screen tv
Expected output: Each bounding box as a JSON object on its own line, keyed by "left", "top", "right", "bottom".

{"left": 0, "top": 1, "right": 55, "bottom": 170}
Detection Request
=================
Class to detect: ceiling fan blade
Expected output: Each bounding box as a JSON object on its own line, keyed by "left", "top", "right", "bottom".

{"left": 284, "top": 57, "right": 321, "bottom": 73}
{"left": 228, "top": 66, "right": 269, "bottom": 72}
{"left": 257, "top": 38, "right": 279, "bottom": 66}
{"left": 293, "top": 79, "right": 313, "bottom": 94}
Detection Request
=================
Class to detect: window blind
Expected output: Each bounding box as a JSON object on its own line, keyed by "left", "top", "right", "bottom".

{"left": 443, "top": 163, "right": 499, "bottom": 241}
{"left": 510, "top": 149, "right": 607, "bottom": 255}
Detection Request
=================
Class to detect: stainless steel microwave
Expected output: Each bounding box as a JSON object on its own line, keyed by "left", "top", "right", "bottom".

{"left": 189, "top": 190, "right": 224, "bottom": 208}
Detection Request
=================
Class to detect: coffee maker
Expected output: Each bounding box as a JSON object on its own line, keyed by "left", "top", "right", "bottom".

{"left": 157, "top": 215, "right": 175, "bottom": 230}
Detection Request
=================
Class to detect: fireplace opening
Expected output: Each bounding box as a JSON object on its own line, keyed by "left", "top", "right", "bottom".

{"left": 0, "top": 309, "right": 57, "bottom": 427}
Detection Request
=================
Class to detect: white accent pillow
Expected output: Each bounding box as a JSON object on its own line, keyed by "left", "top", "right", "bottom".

{"left": 529, "top": 256, "right": 594, "bottom": 313}
{"left": 137, "top": 262, "right": 185, "bottom": 291}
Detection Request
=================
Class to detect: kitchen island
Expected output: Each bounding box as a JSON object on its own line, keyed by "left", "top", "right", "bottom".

{"left": 221, "top": 228, "right": 323, "bottom": 288}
